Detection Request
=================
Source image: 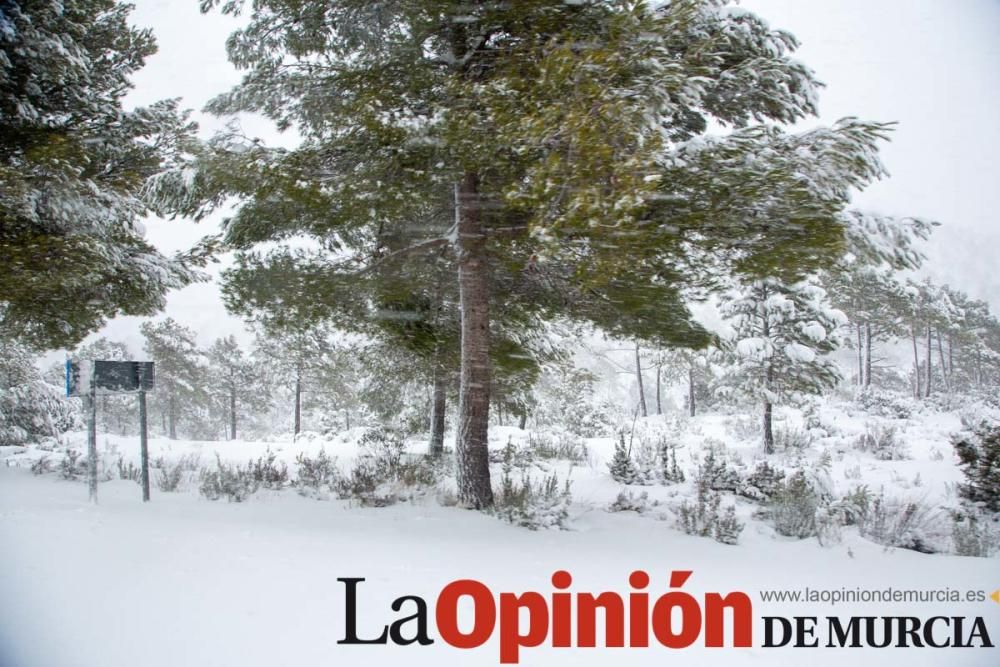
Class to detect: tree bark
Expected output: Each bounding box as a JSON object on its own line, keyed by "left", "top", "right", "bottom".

{"left": 763, "top": 401, "right": 774, "bottom": 454}
{"left": 688, "top": 365, "right": 696, "bottom": 418}
{"left": 429, "top": 361, "right": 446, "bottom": 456}
{"left": 454, "top": 173, "right": 494, "bottom": 509}
{"left": 925, "top": 325, "right": 932, "bottom": 398}
{"left": 229, "top": 384, "right": 237, "bottom": 440}
{"left": 911, "top": 328, "right": 921, "bottom": 398}
{"left": 655, "top": 364, "right": 662, "bottom": 416}
{"left": 634, "top": 342, "right": 647, "bottom": 418}
{"left": 168, "top": 394, "right": 177, "bottom": 440}
{"left": 294, "top": 371, "right": 302, "bottom": 436}
{"left": 937, "top": 330, "right": 950, "bottom": 393}
{"left": 856, "top": 323, "right": 864, "bottom": 387}
{"left": 864, "top": 322, "right": 873, "bottom": 388}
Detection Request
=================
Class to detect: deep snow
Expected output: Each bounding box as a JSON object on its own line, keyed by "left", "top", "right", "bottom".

{"left": 1, "top": 405, "right": 998, "bottom": 667}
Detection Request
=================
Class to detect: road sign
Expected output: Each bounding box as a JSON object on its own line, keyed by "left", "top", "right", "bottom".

{"left": 66, "top": 360, "right": 155, "bottom": 397}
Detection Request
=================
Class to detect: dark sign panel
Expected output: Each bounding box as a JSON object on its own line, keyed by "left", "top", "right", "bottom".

{"left": 66, "top": 360, "right": 155, "bottom": 396}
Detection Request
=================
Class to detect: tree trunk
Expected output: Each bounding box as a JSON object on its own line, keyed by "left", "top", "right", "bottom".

{"left": 168, "top": 394, "right": 177, "bottom": 440}
{"left": 856, "top": 323, "right": 864, "bottom": 386}
{"left": 429, "top": 361, "right": 446, "bottom": 456}
{"left": 911, "top": 328, "right": 921, "bottom": 398}
{"left": 518, "top": 411, "right": 527, "bottom": 430}
{"left": 937, "top": 330, "right": 950, "bottom": 393}
{"left": 864, "top": 322, "right": 873, "bottom": 388}
{"left": 229, "top": 384, "right": 237, "bottom": 440}
{"left": 925, "top": 325, "right": 932, "bottom": 398}
{"left": 454, "top": 173, "right": 494, "bottom": 509}
{"left": 294, "top": 372, "right": 302, "bottom": 436}
{"left": 634, "top": 342, "right": 647, "bottom": 418}
{"left": 763, "top": 401, "right": 774, "bottom": 454}
{"left": 688, "top": 365, "right": 696, "bottom": 418}
{"left": 655, "top": 364, "right": 662, "bottom": 416}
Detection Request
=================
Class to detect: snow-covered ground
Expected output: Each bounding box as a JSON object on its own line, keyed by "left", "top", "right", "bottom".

{"left": 2, "top": 402, "right": 998, "bottom": 666}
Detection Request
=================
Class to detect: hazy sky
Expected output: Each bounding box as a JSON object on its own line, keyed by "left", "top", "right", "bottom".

{"left": 90, "top": 0, "right": 1000, "bottom": 355}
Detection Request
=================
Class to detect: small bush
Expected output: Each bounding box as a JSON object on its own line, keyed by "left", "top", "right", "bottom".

{"left": 952, "top": 422, "right": 1000, "bottom": 512}
{"left": 774, "top": 426, "right": 813, "bottom": 451}
{"left": 660, "top": 445, "right": 686, "bottom": 484}
{"left": 528, "top": 431, "right": 589, "bottom": 462}
{"left": 608, "top": 490, "right": 655, "bottom": 513}
{"left": 494, "top": 443, "right": 572, "bottom": 530}
{"left": 295, "top": 449, "right": 338, "bottom": 494}
{"left": 859, "top": 493, "right": 942, "bottom": 553}
{"left": 58, "top": 450, "right": 84, "bottom": 481}
{"left": 695, "top": 447, "right": 742, "bottom": 493}
{"left": 951, "top": 510, "right": 999, "bottom": 557}
{"left": 116, "top": 457, "right": 141, "bottom": 483}
{"left": 247, "top": 450, "right": 289, "bottom": 490}
{"left": 199, "top": 454, "right": 259, "bottom": 502}
{"left": 725, "top": 415, "right": 762, "bottom": 441}
{"left": 154, "top": 454, "right": 200, "bottom": 492}
{"left": 856, "top": 389, "right": 913, "bottom": 419}
{"left": 740, "top": 461, "right": 785, "bottom": 501}
{"left": 769, "top": 470, "right": 820, "bottom": 539}
{"left": 856, "top": 423, "right": 907, "bottom": 460}
{"left": 676, "top": 479, "right": 743, "bottom": 545}
{"left": 608, "top": 433, "right": 641, "bottom": 484}
{"left": 30, "top": 456, "right": 53, "bottom": 475}
{"left": 335, "top": 432, "right": 439, "bottom": 505}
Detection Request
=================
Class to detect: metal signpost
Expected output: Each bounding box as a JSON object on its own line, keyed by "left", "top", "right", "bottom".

{"left": 66, "top": 360, "right": 156, "bottom": 503}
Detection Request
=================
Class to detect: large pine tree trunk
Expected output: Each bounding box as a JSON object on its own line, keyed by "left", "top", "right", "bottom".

{"left": 864, "top": 322, "right": 873, "bottom": 388}
{"left": 925, "top": 325, "right": 933, "bottom": 398}
{"left": 429, "top": 361, "right": 447, "bottom": 456}
{"left": 634, "top": 343, "right": 647, "bottom": 417}
{"left": 454, "top": 173, "right": 494, "bottom": 509}
{"left": 229, "top": 384, "right": 237, "bottom": 440}
{"left": 911, "top": 328, "right": 921, "bottom": 398}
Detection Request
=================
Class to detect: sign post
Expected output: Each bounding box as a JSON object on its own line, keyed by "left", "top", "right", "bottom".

{"left": 85, "top": 381, "right": 98, "bottom": 504}
{"left": 138, "top": 367, "right": 150, "bottom": 502}
{"left": 67, "top": 360, "right": 156, "bottom": 504}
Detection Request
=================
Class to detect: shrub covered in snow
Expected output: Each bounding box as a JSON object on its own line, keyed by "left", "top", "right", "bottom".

{"left": 528, "top": 430, "right": 589, "bottom": 462}
{"left": 494, "top": 442, "right": 572, "bottom": 530}
{"left": 294, "top": 449, "right": 338, "bottom": 495}
{"left": 740, "top": 461, "right": 786, "bottom": 501}
{"left": 676, "top": 478, "right": 743, "bottom": 545}
{"left": 952, "top": 421, "right": 1000, "bottom": 512}
{"left": 858, "top": 493, "right": 943, "bottom": 554}
{"left": 157, "top": 454, "right": 201, "bottom": 492}
{"left": 608, "top": 490, "right": 655, "bottom": 514}
{"left": 855, "top": 389, "right": 913, "bottom": 419}
{"left": 856, "top": 422, "right": 907, "bottom": 460}
{"left": 951, "top": 510, "right": 999, "bottom": 558}
{"left": 768, "top": 470, "right": 820, "bottom": 539}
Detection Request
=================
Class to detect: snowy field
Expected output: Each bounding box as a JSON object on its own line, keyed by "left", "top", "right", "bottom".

{"left": 2, "top": 402, "right": 998, "bottom": 667}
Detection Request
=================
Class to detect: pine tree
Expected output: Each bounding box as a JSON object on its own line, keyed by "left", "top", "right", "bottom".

{"left": 0, "top": 0, "right": 203, "bottom": 348}
{"left": 140, "top": 318, "right": 208, "bottom": 439}
{"left": 206, "top": 335, "right": 263, "bottom": 440}
{"left": 0, "top": 338, "right": 77, "bottom": 444}
{"left": 721, "top": 277, "right": 846, "bottom": 453}
{"left": 152, "top": 0, "right": 896, "bottom": 507}
{"left": 72, "top": 337, "right": 135, "bottom": 435}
